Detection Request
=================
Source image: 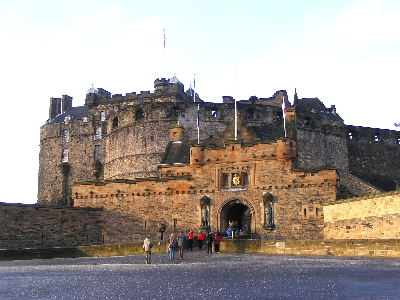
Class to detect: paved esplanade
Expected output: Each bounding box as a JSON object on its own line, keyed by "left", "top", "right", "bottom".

{"left": 1, "top": 251, "right": 399, "bottom": 300}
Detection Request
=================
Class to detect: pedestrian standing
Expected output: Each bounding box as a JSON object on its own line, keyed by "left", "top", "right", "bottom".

{"left": 206, "top": 231, "right": 214, "bottom": 254}
{"left": 143, "top": 235, "right": 154, "bottom": 264}
{"left": 197, "top": 231, "right": 205, "bottom": 250}
{"left": 187, "top": 230, "right": 194, "bottom": 250}
{"left": 168, "top": 233, "right": 177, "bottom": 260}
{"left": 213, "top": 232, "right": 223, "bottom": 253}
{"left": 177, "top": 231, "right": 187, "bottom": 260}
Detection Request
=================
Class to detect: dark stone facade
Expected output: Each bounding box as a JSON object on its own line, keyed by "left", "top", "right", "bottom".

{"left": 38, "top": 77, "right": 399, "bottom": 206}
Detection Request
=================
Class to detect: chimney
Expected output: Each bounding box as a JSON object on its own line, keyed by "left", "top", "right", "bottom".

{"left": 62, "top": 95, "right": 73, "bottom": 113}
{"left": 49, "top": 97, "right": 61, "bottom": 120}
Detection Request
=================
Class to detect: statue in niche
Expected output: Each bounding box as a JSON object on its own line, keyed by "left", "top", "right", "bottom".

{"left": 263, "top": 193, "right": 275, "bottom": 229}
{"left": 201, "top": 206, "right": 209, "bottom": 227}
{"left": 200, "top": 196, "right": 211, "bottom": 229}
{"left": 265, "top": 203, "right": 273, "bottom": 225}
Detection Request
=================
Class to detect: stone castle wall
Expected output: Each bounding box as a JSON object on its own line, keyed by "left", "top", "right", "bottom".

{"left": 323, "top": 191, "right": 400, "bottom": 239}
{"left": 346, "top": 125, "right": 400, "bottom": 191}
{"left": 73, "top": 141, "right": 338, "bottom": 243}
{"left": 0, "top": 203, "right": 103, "bottom": 249}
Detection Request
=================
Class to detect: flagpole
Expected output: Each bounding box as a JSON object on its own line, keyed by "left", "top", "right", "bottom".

{"left": 234, "top": 67, "right": 238, "bottom": 141}
{"left": 197, "top": 103, "right": 200, "bottom": 144}
{"left": 194, "top": 74, "right": 200, "bottom": 144}
{"left": 282, "top": 96, "right": 287, "bottom": 138}
{"left": 163, "top": 28, "right": 166, "bottom": 77}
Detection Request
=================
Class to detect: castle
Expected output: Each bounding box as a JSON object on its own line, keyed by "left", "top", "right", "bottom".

{"left": 34, "top": 76, "right": 400, "bottom": 243}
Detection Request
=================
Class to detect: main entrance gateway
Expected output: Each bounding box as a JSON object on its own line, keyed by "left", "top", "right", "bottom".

{"left": 219, "top": 199, "right": 254, "bottom": 235}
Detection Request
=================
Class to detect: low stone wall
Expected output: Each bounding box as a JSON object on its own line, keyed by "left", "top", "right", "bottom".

{"left": 0, "top": 241, "right": 168, "bottom": 260}
{"left": 0, "top": 203, "right": 104, "bottom": 249}
{"left": 323, "top": 191, "right": 400, "bottom": 239}
{"left": 2, "top": 239, "right": 399, "bottom": 260}
{"left": 221, "top": 239, "right": 400, "bottom": 257}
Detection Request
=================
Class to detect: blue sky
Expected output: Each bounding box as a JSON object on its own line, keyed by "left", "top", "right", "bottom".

{"left": 0, "top": 0, "right": 399, "bottom": 204}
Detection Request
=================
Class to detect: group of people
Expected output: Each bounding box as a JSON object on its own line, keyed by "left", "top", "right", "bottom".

{"left": 142, "top": 230, "right": 224, "bottom": 264}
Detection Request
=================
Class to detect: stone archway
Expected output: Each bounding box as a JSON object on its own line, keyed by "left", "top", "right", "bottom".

{"left": 218, "top": 198, "right": 255, "bottom": 234}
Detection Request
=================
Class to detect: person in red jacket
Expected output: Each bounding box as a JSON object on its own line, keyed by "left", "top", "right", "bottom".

{"left": 187, "top": 230, "right": 194, "bottom": 250}
{"left": 197, "top": 231, "right": 205, "bottom": 250}
{"left": 213, "top": 232, "right": 223, "bottom": 253}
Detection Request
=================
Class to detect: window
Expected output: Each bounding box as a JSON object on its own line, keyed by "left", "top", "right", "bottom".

{"left": 221, "top": 171, "right": 250, "bottom": 188}
{"left": 63, "top": 130, "right": 70, "bottom": 143}
{"left": 94, "top": 145, "right": 101, "bottom": 161}
{"left": 247, "top": 109, "right": 254, "bottom": 120}
{"left": 100, "top": 111, "right": 106, "bottom": 122}
{"left": 112, "top": 117, "right": 119, "bottom": 128}
{"left": 172, "top": 107, "right": 180, "bottom": 117}
{"left": 303, "top": 208, "right": 307, "bottom": 217}
{"left": 242, "top": 172, "right": 249, "bottom": 187}
{"left": 82, "top": 116, "right": 88, "bottom": 123}
{"left": 135, "top": 108, "right": 144, "bottom": 120}
{"left": 222, "top": 173, "right": 229, "bottom": 188}
{"left": 374, "top": 134, "right": 380, "bottom": 142}
{"left": 348, "top": 132, "right": 356, "bottom": 140}
{"left": 95, "top": 128, "right": 102, "bottom": 140}
{"left": 64, "top": 115, "right": 71, "bottom": 124}
{"left": 211, "top": 109, "right": 218, "bottom": 118}
{"left": 316, "top": 208, "right": 320, "bottom": 217}
{"left": 62, "top": 149, "right": 69, "bottom": 162}
{"left": 396, "top": 137, "right": 400, "bottom": 145}
{"left": 173, "top": 219, "right": 177, "bottom": 231}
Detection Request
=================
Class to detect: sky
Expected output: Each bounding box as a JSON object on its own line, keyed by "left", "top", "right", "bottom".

{"left": 0, "top": 0, "right": 399, "bottom": 204}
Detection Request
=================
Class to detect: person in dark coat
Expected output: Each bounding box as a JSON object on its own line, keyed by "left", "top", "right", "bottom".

{"left": 206, "top": 232, "right": 214, "bottom": 254}
{"left": 177, "top": 231, "right": 187, "bottom": 260}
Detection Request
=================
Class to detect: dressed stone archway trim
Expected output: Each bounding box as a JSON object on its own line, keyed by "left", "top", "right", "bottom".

{"left": 217, "top": 197, "right": 256, "bottom": 234}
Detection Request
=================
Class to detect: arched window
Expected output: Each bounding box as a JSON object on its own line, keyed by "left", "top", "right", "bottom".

{"left": 112, "top": 117, "right": 119, "bottom": 128}
{"left": 135, "top": 108, "right": 144, "bottom": 120}
{"left": 210, "top": 108, "right": 218, "bottom": 118}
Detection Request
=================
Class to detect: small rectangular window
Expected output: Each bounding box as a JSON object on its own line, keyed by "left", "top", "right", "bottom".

{"left": 64, "top": 115, "right": 70, "bottom": 124}
{"left": 63, "top": 130, "right": 70, "bottom": 143}
{"left": 94, "top": 145, "right": 101, "bottom": 161}
{"left": 173, "top": 219, "right": 177, "bottom": 230}
{"left": 95, "top": 128, "right": 102, "bottom": 140}
{"left": 242, "top": 172, "right": 249, "bottom": 187}
{"left": 100, "top": 111, "right": 106, "bottom": 122}
{"left": 303, "top": 208, "right": 307, "bottom": 217}
{"left": 62, "top": 149, "right": 69, "bottom": 162}
{"left": 82, "top": 116, "right": 88, "bottom": 123}
{"left": 222, "top": 173, "right": 229, "bottom": 188}
{"left": 316, "top": 208, "right": 319, "bottom": 217}
{"left": 374, "top": 134, "right": 380, "bottom": 142}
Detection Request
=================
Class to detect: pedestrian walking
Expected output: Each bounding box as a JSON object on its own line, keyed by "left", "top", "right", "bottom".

{"left": 177, "top": 231, "right": 187, "bottom": 260}
{"left": 214, "top": 232, "right": 223, "bottom": 253}
{"left": 187, "top": 230, "right": 194, "bottom": 250}
{"left": 143, "top": 235, "right": 154, "bottom": 264}
{"left": 197, "top": 231, "right": 205, "bottom": 250}
{"left": 206, "top": 231, "right": 214, "bottom": 254}
{"left": 168, "top": 233, "right": 178, "bottom": 260}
